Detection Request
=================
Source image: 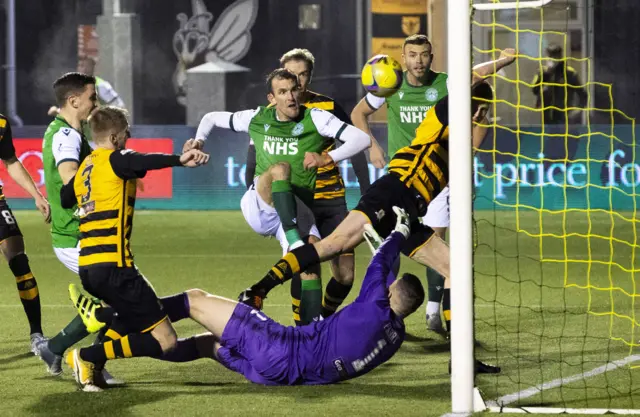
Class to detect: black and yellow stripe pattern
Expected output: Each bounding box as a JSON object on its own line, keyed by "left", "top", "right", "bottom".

{"left": 75, "top": 148, "right": 137, "bottom": 268}
{"left": 0, "top": 115, "right": 9, "bottom": 200}
{"left": 304, "top": 92, "right": 347, "bottom": 201}
{"left": 388, "top": 103, "right": 449, "bottom": 204}
{"left": 16, "top": 272, "right": 39, "bottom": 300}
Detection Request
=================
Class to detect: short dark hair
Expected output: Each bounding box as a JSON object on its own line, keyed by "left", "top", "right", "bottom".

{"left": 396, "top": 273, "right": 425, "bottom": 315}
{"left": 472, "top": 81, "right": 494, "bottom": 114}
{"left": 265, "top": 68, "right": 298, "bottom": 94}
{"left": 546, "top": 44, "right": 563, "bottom": 58}
{"left": 403, "top": 34, "right": 431, "bottom": 49}
{"left": 90, "top": 106, "right": 129, "bottom": 140}
{"left": 53, "top": 72, "right": 96, "bottom": 107}
{"left": 280, "top": 48, "right": 315, "bottom": 75}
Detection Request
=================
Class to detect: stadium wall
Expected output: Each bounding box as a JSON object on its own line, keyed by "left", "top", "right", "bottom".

{"left": 5, "top": 124, "right": 639, "bottom": 211}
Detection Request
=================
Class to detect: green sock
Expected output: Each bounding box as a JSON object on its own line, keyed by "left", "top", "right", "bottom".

{"left": 300, "top": 279, "right": 322, "bottom": 325}
{"left": 427, "top": 267, "right": 445, "bottom": 303}
{"left": 271, "top": 180, "right": 302, "bottom": 247}
{"left": 48, "top": 314, "right": 90, "bottom": 356}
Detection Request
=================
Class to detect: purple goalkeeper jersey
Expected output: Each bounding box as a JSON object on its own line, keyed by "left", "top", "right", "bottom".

{"left": 292, "top": 236, "right": 406, "bottom": 384}
{"left": 217, "top": 232, "right": 408, "bottom": 386}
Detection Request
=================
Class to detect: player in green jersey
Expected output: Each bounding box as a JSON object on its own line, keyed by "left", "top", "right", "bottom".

{"left": 37, "top": 73, "right": 120, "bottom": 385}
{"left": 351, "top": 34, "right": 451, "bottom": 333}
{"left": 187, "top": 69, "right": 370, "bottom": 312}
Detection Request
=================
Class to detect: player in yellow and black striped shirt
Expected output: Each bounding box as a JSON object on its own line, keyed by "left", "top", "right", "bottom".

{"left": 242, "top": 49, "right": 371, "bottom": 324}
{"left": 242, "top": 50, "right": 517, "bottom": 314}
{"left": 60, "top": 106, "right": 210, "bottom": 391}
{"left": 0, "top": 114, "right": 51, "bottom": 353}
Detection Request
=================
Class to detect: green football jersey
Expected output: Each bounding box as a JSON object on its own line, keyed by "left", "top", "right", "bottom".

{"left": 42, "top": 116, "right": 93, "bottom": 248}
{"left": 233, "top": 106, "right": 345, "bottom": 206}
{"left": 367, "top": 70, "right": 448, "bottom": 158}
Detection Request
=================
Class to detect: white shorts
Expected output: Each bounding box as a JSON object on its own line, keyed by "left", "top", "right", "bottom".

{"left": 53, "top": 245, "right": 80, "bottom": 274}
{"left": 240, "top": 177, "right": 320, "bottom": 255}
{"left": 423, "top": 186, "right": 450, "bottom": 228}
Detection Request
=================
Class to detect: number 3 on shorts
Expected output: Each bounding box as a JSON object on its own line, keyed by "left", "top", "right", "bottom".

{"left": 1, "top": 210, "right": 15, "bottom": 225}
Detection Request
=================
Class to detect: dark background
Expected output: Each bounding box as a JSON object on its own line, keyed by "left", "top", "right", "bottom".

{"left": 0, "top": 0, "right": 636, "bottom": 124}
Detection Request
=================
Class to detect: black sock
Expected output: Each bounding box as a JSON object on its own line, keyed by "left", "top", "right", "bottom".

{"left": 79, "top": 332, "right": 163, "bottom": 363}
{"left": 10, "top": 253, "right": 42, "bottom": 335}
{"left": 291, "top": 274, "right": 302, "bottom": 326}
{"left": 95, "top": 306, "right": 115, "bottom": 324}
{"left": 254, "top": 245, "right": 321, "bottom": 295}
{"left": 442, "top": 288, "right": 451, "bottom": 332}
{"left": 321, "top": 278, "right": 352, "bottom": 318}
{"left": 161, "top": 337, "right": 201, "bottom": 363}
{"left": 48, "top": 315, "right": 90, "bottom": 356}
{"left": 427, "top": 267, "right": 445, "bottom": 303}
{"left": 159, "top": 292, "right": 190, "bottom": 322}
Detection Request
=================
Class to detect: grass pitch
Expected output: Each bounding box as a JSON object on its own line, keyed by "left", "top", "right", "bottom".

{"left": 0, "top": 210, "right": 638, "bottom": 416}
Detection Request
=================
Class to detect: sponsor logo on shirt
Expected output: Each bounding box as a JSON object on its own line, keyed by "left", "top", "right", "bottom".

{"left": 351, "top": 339, "right": 388, "bottom": 372}
{"left": 398, "top": 92, "right": 404, "bottom": 100}
{"left": 332, "top": 358, "right": 349, "bottom": 379}
{"left": 264, "top": 124, "right": 271, "bottom": 132}
{"left": 384, "top": 323, "right": 399, "bottom": 344}
{"left": 399, "top": 105, "right": 433, "bottom": 124}
{"left": 263, "top": 136, "right": 299, "bottom": 155}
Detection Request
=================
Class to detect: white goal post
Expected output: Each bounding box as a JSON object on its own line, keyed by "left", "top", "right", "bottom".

{"left": 448, "top": 0, "right": 555, "bottom": 414}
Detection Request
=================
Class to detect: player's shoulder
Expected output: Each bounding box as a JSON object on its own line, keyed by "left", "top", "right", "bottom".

{"left": 306, "top": 90, "right": 335, "bottom": 104}
{"left": 51, "top": 123, "right": 82, "bottom": 144}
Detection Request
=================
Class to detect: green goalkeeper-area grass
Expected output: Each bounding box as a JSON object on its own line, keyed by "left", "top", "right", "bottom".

{"left": 0, "top": 210, "right": 638, "bottom": 416}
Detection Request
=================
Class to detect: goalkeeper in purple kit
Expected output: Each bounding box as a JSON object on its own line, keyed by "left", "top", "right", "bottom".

{"left": 168, "top": 207, "right": 422, "bottom": 385}
{"left": 72, "top": 207, "right": 422, "bottom": 385}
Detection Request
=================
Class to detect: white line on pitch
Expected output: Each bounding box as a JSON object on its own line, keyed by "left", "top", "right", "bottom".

{"left": 486, "top": 354, "right": 640, "bottom": 408}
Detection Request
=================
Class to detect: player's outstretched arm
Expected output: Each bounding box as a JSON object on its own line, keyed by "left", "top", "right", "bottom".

{"left": 186, "top": 108, "right": 260, "bottom": 152}
{"left": 472, "top": 48, "right": 516, "bottom": 85}
{"left": 351, "top": 96, "right": 387, "bottom": 168}
{"left": 4, "top": 157, "right": 51, "bottom": 223}
{"left": 356, "top": 208, "right": 410, "bottom": 301}
{"left": 109, "top": 149, "right": 210, "bottom": 180}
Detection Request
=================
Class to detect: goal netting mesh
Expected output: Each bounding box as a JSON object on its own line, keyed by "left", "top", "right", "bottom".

{"left": 470, "top": 0, "right": 640, "bottom": 412}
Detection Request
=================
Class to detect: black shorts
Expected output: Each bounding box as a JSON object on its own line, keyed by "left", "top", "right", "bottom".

{"left": 353, "top": 174, "right": 434, "bottom": 257}
{"left": 79, "top": 266, "right": 166, "bottom": 333}
{"left": 0, "top": 199, "right": 22, "bottom": 242}
{"left": 312, "top": 198, "right": 354, "bottom": 255}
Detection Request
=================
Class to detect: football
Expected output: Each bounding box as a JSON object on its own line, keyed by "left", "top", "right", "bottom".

{"left": 360, "top": 54, "right": 403, "bottom": 98}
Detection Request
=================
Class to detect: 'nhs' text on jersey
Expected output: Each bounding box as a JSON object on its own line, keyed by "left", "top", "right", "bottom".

{"left": 399, "top": 105, "right": 432, "bottom": 124}
{"left": 263, "top": 136, "right": 298, "bottom": 155}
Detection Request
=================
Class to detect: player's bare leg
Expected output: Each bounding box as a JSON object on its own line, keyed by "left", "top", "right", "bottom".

{"left": 243, "top": 210, "right": 369, "bottom": 311}
{"left": 0, "top": 235, "right": 44, "bottom": 354}
{"left": 186, "top": 289, "right": 237, "bottom": 338}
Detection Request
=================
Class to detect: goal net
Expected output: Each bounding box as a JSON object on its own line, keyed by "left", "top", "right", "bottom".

{"left": 464, "top": 0, "right": 640, "bottom": 413}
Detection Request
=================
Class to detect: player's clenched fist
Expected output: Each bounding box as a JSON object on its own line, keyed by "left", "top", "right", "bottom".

{"left": 180, "top": 149, "right": 210, "bottom": 167}
{"left": 499, "top": 48, "right": 517, "bottom": 64}
{"left": 182, "top": 138, "right": 205, "bottom": 153}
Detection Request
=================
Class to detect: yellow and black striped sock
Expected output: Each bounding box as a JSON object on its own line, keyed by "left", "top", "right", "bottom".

{"left": 80, "top": 332, "right": 163, "bottom": 363}
{"left": 442, "top": 288, "right": 451, "bottom": 332}
{"left": 255, "top": 246, "right": 320, "bottom": 295}
{"left": 10, "top": 253, "right": 42, "bottom": 335}
{"left": 321, "top": 277, "right": 352, "bottom": 318}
